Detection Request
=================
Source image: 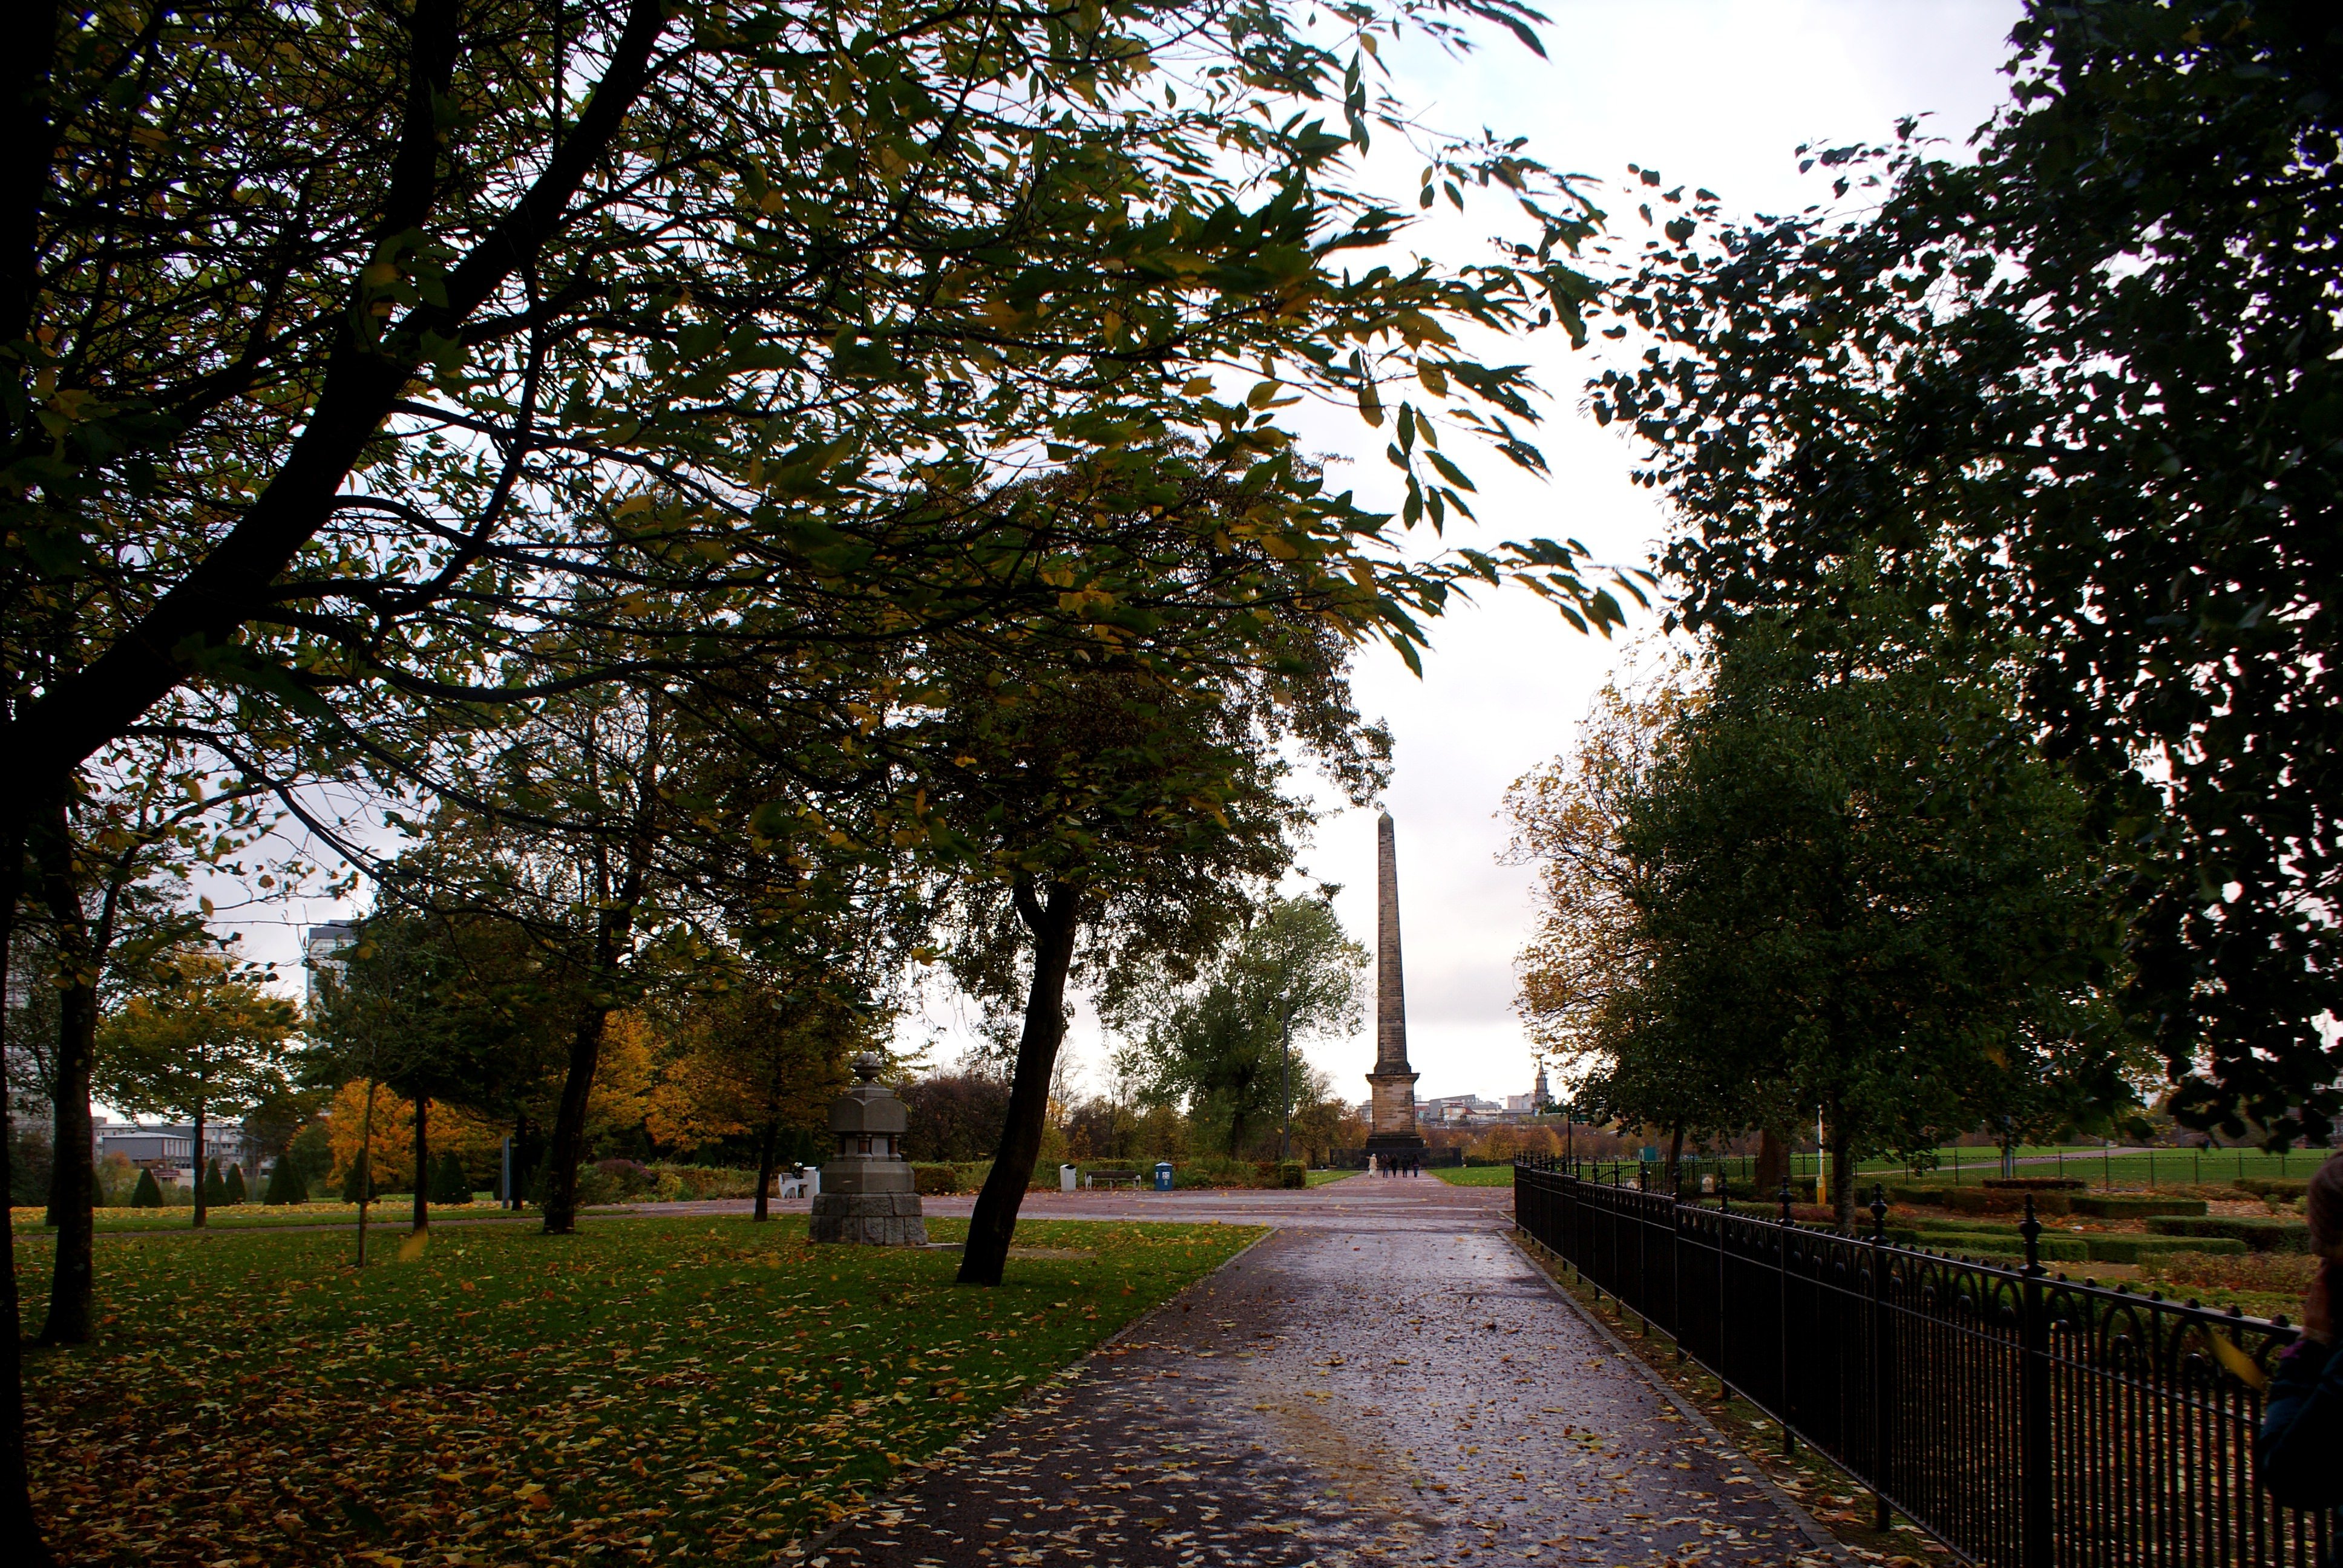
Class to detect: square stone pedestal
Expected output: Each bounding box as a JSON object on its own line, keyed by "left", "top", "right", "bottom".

{"left": 810, "top": 1191, "right": 929, "bottom": 1247}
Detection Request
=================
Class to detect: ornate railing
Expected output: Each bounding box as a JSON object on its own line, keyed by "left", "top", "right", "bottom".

{"left": 1515, "top": 1158, "right": 2332, "bottom": 1567}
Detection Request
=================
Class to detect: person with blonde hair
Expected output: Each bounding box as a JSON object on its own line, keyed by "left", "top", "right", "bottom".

{"left": 2258, "top": 1149, "right": 2342, "bottom": 1557}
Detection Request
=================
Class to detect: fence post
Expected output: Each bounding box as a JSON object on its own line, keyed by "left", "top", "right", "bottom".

{"left": 2019, "top": 1195, "right": 2051, "bottom": 1568}
{"left": 1670, "top": 1178, "right": 1684, "bottom": 1359}
{"left": 1777, "top": 1178, "right": 1796, "bottom": 1457}
{"left": 1869, "top": 1184, "right": 1892, "bottom": 1532}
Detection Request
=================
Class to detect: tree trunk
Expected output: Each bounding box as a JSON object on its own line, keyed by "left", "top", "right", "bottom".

{"left": 1830, "top": 1118, "right": 1859, "bottom": 1233}
{"left": 33, "top": 791, "right": 97, "bottom": 1342}
{"left": 411, "top": 1094, "right": 430, "bottom": 1234}
{"left": 0, "top": 803, "right": 61, "bottom": 1563}
{"left": 959, "top": 879, "right": 1083, "bottom": 1287}
{"left": 35, "top": 977, "right": 94, "bottom": 1345}
{"left": 541, "top": 1003, "right": 614, "bottom": 1235}
{"left": 354, "top": 1080, "right": 378, "bottom": 1267}
{"left": 1665, "top": 1125, "right": 1685, "bottom": 1193}
{"left": 191, "top": 1096, "right": 208, "bottom": 1230}
{"left": 753, "top": 1116, "right": 778, "bottom": 1223}
{"left": 510, "top": 1110, "right": 534, "bottom": 1210}
{"left": 1754, "top": 1125, "right": 1789, "bottom": 1201}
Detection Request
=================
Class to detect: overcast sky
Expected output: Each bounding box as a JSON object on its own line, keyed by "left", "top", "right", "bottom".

{"left": 240, "top": 2, "right": 2030, "bottom": 1117}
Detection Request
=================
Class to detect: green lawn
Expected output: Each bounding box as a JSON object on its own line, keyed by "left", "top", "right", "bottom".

{"left": 1434, "top": 1165, "right": 1515, "bottom": 1186}
{"left": 16, "top": 1212, "right": 1257, "bottom": 1564}
{"left": 1304, "top": 1169, "right": 1356, "bottom": 1187}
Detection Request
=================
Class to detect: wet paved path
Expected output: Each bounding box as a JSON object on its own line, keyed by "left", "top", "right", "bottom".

{"left": 802, "top": 1177, "right": 1840, "bottom": 1567}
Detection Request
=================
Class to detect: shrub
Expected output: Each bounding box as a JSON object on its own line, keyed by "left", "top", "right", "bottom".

{"left": 1277, "top": 1161, "right": 1306, "bottom": 1189}
{"left": 224, "top": 1165, "right": 248, "bottom": 1205}
{"left": 2071, "top": 1194, "right": 2206, "bottom": 1219}
{"left": 262, "top": 1158, "right": 307, "bottom": 1206}
{"left": 912, "top": 1163, "right": 962, "bottom": 1196}
{"left": 571, "top": 1164, "right": 623, "bottom": 1208}
{"left": 202, "top": 1159, "right": 229, "bottom": 1207}
{"left": 1981, "top": 1177, "right": 2085, "bottom": 1191}
{"left": 341, "top": 1161, "right": 370, "bottom": 1203}
{"left": 2145, "top": 1215, "right": 2311, "bottom": 1253}
{"left": 658, "top": 1165, "right": 759, "bottom": 1201}
{"left": 2083, "top": 1234, "right": 2248, "bottom": 1264}
{"left": 432, "top": 1151, "right": 473, "bottom": 1205}
{"left": 131, "top": 1168, "right": 163, "bottom": 1207}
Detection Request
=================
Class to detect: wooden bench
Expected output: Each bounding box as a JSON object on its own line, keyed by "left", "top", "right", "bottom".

{"left": 1083, "top": 1169, "right": 1145, "bottom": 1189}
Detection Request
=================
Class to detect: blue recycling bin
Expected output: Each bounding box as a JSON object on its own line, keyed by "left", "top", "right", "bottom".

{"left": 1153, "top": 1161, "right": 1175, "bottom": 1192}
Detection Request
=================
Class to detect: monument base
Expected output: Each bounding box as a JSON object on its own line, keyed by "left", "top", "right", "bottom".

{"left": 810, "top": 1192, "right": 928, "bottom": 1246}
{"left": 1363, "top": 1131, "right": 1429, "bottom": 1161}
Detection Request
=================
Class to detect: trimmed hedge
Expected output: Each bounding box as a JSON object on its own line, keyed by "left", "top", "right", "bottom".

{"left": 131, "top": 1168, "right": 163, "bottom": 1208}
{"left": 1981, "top": 1177, "right": 2085, "bottom": 1191}
{"left": 1916, "top": 1231, "right": 2089, "bottom": 1263}
{"left": 1933, "top": 1187, "right": 2071, "bottom": 1217}
{"left": 2083, "top": 1234, "right": 2249, "bottom": 1264}
{"left": 2071, "top": 1194, "right": 2206, "bottom": 1219}
{"left": 2145, "top": 1215, "right": 2311, "bottom": 1253}
{"left": 2235, "top": 1177, "right": 2310, "bottom": 1200}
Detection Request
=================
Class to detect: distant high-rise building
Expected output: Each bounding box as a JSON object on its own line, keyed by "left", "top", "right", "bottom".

{"left": 304, "top": 921, "right": 360, "bottom": 1007}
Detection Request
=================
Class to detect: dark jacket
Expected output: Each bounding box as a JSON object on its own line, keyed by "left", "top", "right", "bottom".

{"left": 2258, "top": 1333, "right": 2341, "bottom": 1563}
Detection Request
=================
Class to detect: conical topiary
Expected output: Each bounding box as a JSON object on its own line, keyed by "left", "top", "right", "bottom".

{"left": 263, "top": 1157, "right": 308, "bottom": 1206}
{"left": 131, "top": 1168, "right": 163, "bottom": 1208}
{"left": 225, "top": 1164, "right": 247, "bottom": 1205}
{"left": 203, "top": 1159, "right": 229, "bottom": 1207}
{"left": 432, "top": 1150, "right": 473, "bottom": 1205}
{"left": 341, "top": 1160, "right": 370, "bottom": 1204}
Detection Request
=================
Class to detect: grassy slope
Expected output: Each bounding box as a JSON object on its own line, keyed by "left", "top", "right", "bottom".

{"left": 16, "top": 1212, "right": 1256, "bottom": 1563}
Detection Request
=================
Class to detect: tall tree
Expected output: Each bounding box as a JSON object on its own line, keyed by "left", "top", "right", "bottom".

{"left": 27, "top": 737, "right": 274, "bottom": 1344}
{"left": 929, "top": 647, "right": 1361, "bottom": 1284}
{"left": 1597, "top": 0, "right": 2343, "bottom": 1144}
{"left": 647, "top": 965, "right": 871, "bottom": 1221}
{"left": 1110, "top": 895, "right": 1366, "bottom": 1159}
{"left": 0, "top": 0, "right": 1654, "bottom": 1542}
{"left": 93, "top": 950, "right": 298, "bottom": 1230}
{"left": 1573, "top": 609, "right": 2140, "bottom": 1228}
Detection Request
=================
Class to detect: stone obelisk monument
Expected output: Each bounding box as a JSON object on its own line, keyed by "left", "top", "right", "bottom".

{"left": 1364, "top": 811, "right": 1427, "bottom": 1164}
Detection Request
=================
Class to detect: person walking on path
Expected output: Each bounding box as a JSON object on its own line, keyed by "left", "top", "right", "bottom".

{"left": 2259, "top": 1151, "right": 2342, "bottom": 1563}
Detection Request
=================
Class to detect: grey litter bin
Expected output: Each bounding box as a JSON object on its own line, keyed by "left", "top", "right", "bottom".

{"left": 1153, "top": 1161, "right": 1175, "bottom": 1192}
{"left": 1060, "top": 1163, "right": 1078, "bottom": 1193}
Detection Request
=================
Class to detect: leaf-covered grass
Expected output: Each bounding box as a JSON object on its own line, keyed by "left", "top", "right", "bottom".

{"left": 1303, "top": 1169, "right": 1356, "bottom": 1187}
{"left": 1433, "top": 1165, "right": 1514, "bottom": 1186}
{"left": 10, "top": 1201, "right": 529, "bottom": 1233}
{"left": 16, "top": 1212, "right": 1257, "bottom": 1564}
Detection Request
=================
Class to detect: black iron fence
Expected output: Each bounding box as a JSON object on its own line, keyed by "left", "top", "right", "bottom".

{"left": 1515, "top": 1158, "right": 2332, "bottom": 1567}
